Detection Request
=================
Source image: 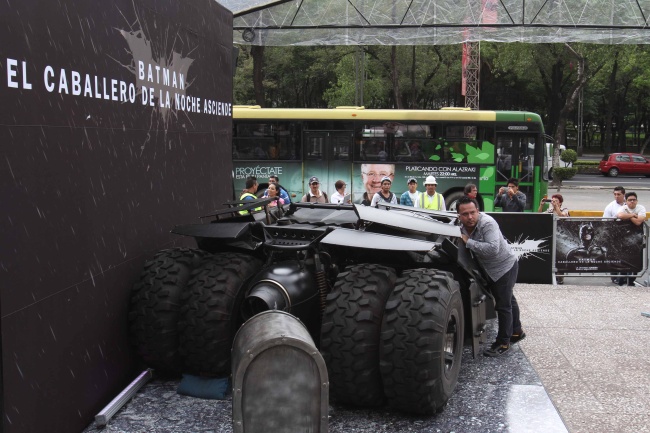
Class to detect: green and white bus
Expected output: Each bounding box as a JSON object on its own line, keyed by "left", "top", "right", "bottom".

{"left": 232, "top": 106, "right": 549, "bottom": 211}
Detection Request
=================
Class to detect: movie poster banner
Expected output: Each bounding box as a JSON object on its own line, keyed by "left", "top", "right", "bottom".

{"left": 489, "top": 213, "right": 554, "bottom": 284}
{"left": 556, "top": 219, "right": 646, "bottom": 274}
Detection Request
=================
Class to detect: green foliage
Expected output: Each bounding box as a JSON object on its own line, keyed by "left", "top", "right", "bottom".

{"left": 553, "top": 167, "right": 578, "bottom": 181}
{"left": 560, "top": 149, "right": 578, "bottom": 165}
{"left": 233, "top": 48, "right": 256, "bottom": 105}
{"left": 322, "top": 49, "right": 390, "bottom": 107}
{"left": 574, "top": 160, "right": 600, "bottom": 166}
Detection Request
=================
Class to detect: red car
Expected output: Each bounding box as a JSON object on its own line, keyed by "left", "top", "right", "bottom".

{"left": 599, "top": 153, "right": 650, "bottom": 177}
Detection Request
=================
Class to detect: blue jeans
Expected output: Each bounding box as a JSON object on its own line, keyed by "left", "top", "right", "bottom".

{"left": 491, "top": 260, "right": 522, "bottom": 345}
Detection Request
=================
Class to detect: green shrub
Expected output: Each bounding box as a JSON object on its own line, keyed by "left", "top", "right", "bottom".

{"left": 560, "top": 149, "right": 578, "bottom": 165}
{"left": 574, "top": 160, "right": 600, "bottom": 166}
{"left": 553, "top": 167, "right": 578, "bottom": 181}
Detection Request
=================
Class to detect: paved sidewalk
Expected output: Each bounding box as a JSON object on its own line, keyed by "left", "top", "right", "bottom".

{"left": 516, "top": 281, "right": 650, "bottom": 433}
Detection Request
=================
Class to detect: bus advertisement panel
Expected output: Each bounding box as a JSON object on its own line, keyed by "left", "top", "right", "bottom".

{"left": 233, "top": 160, "right": 485, "bottom": 206}
{"left": 352, "top": 163, "right": 480, "bottom": 206}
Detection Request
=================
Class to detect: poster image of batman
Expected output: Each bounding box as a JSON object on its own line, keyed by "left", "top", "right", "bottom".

{"left": 556, "top": 219, "right": 644, "bottom": 273}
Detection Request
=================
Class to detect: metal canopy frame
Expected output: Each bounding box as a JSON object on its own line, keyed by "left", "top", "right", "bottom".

{"left": 218, "top": 0, "right": 650, "bottom": 46}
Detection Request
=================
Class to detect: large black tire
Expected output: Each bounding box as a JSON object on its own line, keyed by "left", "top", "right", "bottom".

{"left": 129, "top": 248, "right": 211, "bottom": 375}
{"left": 320, "top": 264, "right": 397, "bottom": 407}
{"left": 379, "top": 269, "right": 464, "bottom": 415}
{"left": 178, "top": 252, "right": 261, "bottom": 376}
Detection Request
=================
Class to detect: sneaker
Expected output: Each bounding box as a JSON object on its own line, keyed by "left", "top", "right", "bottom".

{"left": 484, "top": 342, "right": 510, "bottom": 357}
{"left": 510, "top": 331, "right": 526, "bottom": 344}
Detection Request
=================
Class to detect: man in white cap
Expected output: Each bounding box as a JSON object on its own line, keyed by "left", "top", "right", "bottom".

{"left": 370, "top": 176, "right": 398, "bottom": 206}
{"left": 400, "top": 177, "right": 420, "bottom": 207}
{"left": 418, "top": 176, "right": 446, "bottom": 210}
{"left": 301, "top": 176, "right": 328, "bottom": 203}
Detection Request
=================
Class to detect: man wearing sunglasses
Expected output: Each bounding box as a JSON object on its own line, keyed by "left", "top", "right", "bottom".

{"left": 616, "top": 192, "right": 646, "bottom": 226}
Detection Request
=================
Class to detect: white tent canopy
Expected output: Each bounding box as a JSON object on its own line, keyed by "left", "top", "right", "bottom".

{"left": 218, "top": 0, "right": 650, "bottom": 46}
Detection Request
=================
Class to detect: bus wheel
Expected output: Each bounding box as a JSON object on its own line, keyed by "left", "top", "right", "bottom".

{"left": 380, "top": 269, "right": 464, "bottom": 415}
{"left": 129, "top": 248, "right": 211, "bottom": 375}
{"left": 320, "top": 264, "right": 397, "bottom": 407}
{"left": 178, "top": 252, "right": 261, "bottom": 376}
{"left": 445, "top": 191, "right": 465, "bottom": 212}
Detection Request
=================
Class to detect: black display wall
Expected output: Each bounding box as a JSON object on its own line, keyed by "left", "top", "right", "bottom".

{"left": 0, "top": 0, "right": 233, "bottom": 431}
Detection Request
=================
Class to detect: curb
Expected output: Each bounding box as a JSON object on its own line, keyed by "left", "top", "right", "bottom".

{"left": 552, "top": 185, "right": 650, "bottom": 191}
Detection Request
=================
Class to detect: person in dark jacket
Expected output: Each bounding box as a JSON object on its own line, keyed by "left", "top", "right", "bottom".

{"left": 494, "top": 178, "right": 526, "bottom": 212}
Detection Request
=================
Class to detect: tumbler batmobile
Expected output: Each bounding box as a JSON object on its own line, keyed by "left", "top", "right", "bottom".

{"left": 129, "top": 199, "right": 494, "bottom": 414}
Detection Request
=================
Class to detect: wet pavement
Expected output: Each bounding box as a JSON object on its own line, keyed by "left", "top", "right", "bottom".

{"left": 84, "top": 275, "right": 650, "bottom": 433}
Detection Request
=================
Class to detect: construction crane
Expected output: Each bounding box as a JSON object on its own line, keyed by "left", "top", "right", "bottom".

{"left": 463, "top": 41, "right": 480, "bottom": 110}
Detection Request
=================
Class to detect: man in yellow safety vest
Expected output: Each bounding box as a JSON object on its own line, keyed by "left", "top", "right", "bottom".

{"left": 418, "top": 176, "right": 446, "bottom": 211}
{"left": 239, "top": 176, "right": 261, "bottom": 215}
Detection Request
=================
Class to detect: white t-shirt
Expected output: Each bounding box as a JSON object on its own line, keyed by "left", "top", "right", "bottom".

{"left": 330, "top": 191, "right": 345, "bottom": 204}
{"left": 407, "top": 191, "right": 419, "bottom": 207}
{"left": 603, "top": 200, "right": 625, "bottom": 218}
{"left": 618, "top": 204, "right": 646, "bottom": 218}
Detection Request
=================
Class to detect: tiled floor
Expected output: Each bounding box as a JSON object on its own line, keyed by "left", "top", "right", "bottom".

{"left": 516, "top": 281, "right": 650, "bottom": 433}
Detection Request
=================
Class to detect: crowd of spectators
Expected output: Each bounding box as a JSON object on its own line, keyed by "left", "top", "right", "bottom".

{"left": 240, "top": 176, "right": 645, "bottom": 288}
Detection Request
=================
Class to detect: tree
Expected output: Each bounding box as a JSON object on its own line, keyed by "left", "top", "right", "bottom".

{"left": 560, "top": 149, "right": 577, "bottom": 166}
{"left": 320, "top": 45, "right": 463, "bottom": 109}
{"left": 551, "top": 43, "right": 588, "bottom": 185}
{"left": 251, "top": 46, "right": 265, "bottom": 106}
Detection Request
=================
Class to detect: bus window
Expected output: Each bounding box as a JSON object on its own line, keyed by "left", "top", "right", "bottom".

{"left": 305, "top": 134, "right": 325, "bottom": 160}
{"left": 519, "top": 137, "right": 535, "bottom": 182}
{"left": 392, "top": 124, "right": 431, "bottom": 161}
{"left": 496, "top": 137, "right": 513, "bottom": 179}
{"left": 359, "top": 140, "right": 388, "bottom": 161}
{"left": 358, "top": 123, "right": 433, "bottom": 162}
{"left": 496, "top": 134, "right": 536, "bottom": 181}
{"left": 392, "top": 140, "right": 412, "bottom": 160}
{"left": 233, "top": 122, "right": 301, "bottom": 161}
{"left": 357, "top": 123, "right": 389, "bottom": 161}
{"left": 401, "top": 124, "right": 430, "bottom": 138}
{"left": 303, "top": 131, "right": 352, "bottom": 160}
{"left": 331, "top": 135, "right": 350, "bottom": 160}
